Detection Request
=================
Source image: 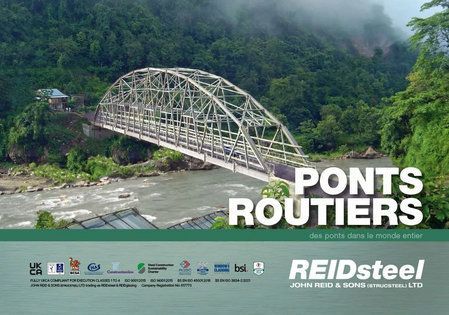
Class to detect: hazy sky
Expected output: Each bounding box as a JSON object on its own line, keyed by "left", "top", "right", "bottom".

{"left": 379, "top": 0, "right": 440, "bottom": 34}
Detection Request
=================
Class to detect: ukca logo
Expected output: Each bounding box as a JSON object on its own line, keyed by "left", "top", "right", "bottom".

{"left": 253, "top": 261, "right": 264, "bottom": 275}
{"left": 179, "top": 260, "right": 192, "bottom": 275}
{"left": 29, "top": 263, "right": 42, "bottom": 276}
{"left": 214, "top": 263, "right": 230, "bottom": 273}
{"left": 137, "top": 263, "right": 146, "bottom": 274}
{"left": 85, "top": 263, "right": 103, "bottom": 275}
{"left": 197, "top": 262, "right": 209, "bottom": 275}
{"left": 234, "top": 264, "right": 248, "bottom": 273}
{"left": 69, "top": 257, "right": 81, "bottom": 275}
{"left": 47, "top": 262, "right": 64, "bottom": 275}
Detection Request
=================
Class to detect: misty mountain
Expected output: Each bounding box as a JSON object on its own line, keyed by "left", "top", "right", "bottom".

{"left": 205, "top": 0, "right": 402, "bottom": 56}
{"left": 0, "top": 0, "right": 417, "bottom": 159}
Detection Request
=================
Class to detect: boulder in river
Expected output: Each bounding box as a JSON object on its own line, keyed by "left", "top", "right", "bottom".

{"left": 361, "top": 146, "right": 383, "bottom": 159}
{"left": 26, "top": 186, "right": 41, "bottom": 193}
{"left": 118, "top": 193, "right": 131, "bottom": 199}
{"left": 184, "top": 155, "right": 215, "bottom": 170}
{"left": 342, "top": 146, "right": 384, "bottom": 159}
{"left": 342, "top": 150, "right": 362, "bottom": 159}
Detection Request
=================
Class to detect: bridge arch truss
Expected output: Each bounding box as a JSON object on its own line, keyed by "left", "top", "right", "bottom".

{"left": 94, "top": 68, "right": 309, "bottom": 181}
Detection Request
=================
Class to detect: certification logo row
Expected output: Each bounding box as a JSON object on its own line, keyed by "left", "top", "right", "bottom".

{"left": 29, "top": 259, "right": 265, "bottom": 276}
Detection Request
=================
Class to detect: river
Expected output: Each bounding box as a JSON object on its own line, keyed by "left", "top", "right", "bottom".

{"left": 0, "top": 158, "right": 393, "bottom": 229}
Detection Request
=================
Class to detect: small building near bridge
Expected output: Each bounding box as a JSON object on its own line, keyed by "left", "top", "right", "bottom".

{"left": 36, "top": 88, "right": 69, "bottom": 111}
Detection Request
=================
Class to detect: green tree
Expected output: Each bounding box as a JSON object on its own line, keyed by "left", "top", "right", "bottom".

{"left": 35, "top": 210, "right": 68, "bottom": 229}
{"left": 409, "top": 0, "right": 449, "bottom": 54}
{"left": 210, "top": 217, "right": 237, "bottom": 230}
{"left": 256, "top": 180, "right": 291, "bottom": 228}
{"left": 7, "top": 102, "right": 49, "bottom": 163}
{"left": 110, "top": 136, "right": 149, "bottom": 165}
{"left": 313, "top": 115, "right": 343, "bottom": 152}
{"left": 340, "top": 102, "right": 381, "bottom": 148}
{"left": 66, "top": 148, "right": 87, "bottom": 172}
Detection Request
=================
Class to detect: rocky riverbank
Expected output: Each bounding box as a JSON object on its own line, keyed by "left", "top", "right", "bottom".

{"left": 308, "top": 146, "right": 387, "bottom": 163}
{"left": 0, "top": 174, "right": 51, "bottom": 195}
{"left": 0, "top": 155, "right": 215, "bottom": 196}
{"left": 0, "top": 172, "right": 144, "bottom": 195}
{"left": 341, "top": 146, "right": 386, "bottom": 159}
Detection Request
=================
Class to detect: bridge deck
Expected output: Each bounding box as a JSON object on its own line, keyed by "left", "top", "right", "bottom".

{"left": 94, "top": 122, "right": 272, "bottom": 182}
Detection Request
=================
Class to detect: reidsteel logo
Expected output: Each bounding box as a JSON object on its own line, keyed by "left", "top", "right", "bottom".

{"left": 289, "top": 259, "right": 425, "bottom": 289}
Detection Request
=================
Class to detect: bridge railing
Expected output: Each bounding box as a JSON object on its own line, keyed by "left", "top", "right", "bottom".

{"left": 96, "top": 107, "right": 307, "bottom": 171}
{"left": 95, "top": 110, "right": 267, "bottom": 172}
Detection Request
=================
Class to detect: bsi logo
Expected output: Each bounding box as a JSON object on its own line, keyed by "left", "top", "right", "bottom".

{"left": 234, "top": 264, "right": 248, "bottom": 272}
{"left": 29, "top": 263, "right": 42, "bottom": 276}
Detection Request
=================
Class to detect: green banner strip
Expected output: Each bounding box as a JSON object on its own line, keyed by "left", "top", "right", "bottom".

{"left": 0, "top": 229, "right": 447, "bottom": 241}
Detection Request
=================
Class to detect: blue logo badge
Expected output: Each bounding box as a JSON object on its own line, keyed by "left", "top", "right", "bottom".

{"left": 47, "top": 262, "right": 64, "bottom": 275}
{"left": 85, "top": 263, "right": 103, "bottom": 275}
{"left": 197, "top": 262, "right": 209, "bottom": 275}
{"left": 88, "top": 263, "right": 101, "bottom": 272}
{"left": 214, "top": 263, "right": 230, "bottom": 273}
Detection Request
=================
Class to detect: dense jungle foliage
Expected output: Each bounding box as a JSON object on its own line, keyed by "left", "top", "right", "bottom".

{"left": 0, "top": 0, "right": 417, "bottom": 165}
{"left": 381, "top": 0, "right": 449, "bottom": 228}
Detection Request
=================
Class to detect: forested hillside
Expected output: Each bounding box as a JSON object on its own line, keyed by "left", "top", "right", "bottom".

{"left": 381, "top": 0, "right": 449, "bottom": 227}
{"left": 0, "top": 0, "right": 416, "bottom": 163}
{"left": 382, "top": 0, "right": 449, "bottom": 177}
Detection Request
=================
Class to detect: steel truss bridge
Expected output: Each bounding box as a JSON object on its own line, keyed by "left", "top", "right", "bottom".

{"left": 94, "top": 68, "right": 309, "bottom": 182}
